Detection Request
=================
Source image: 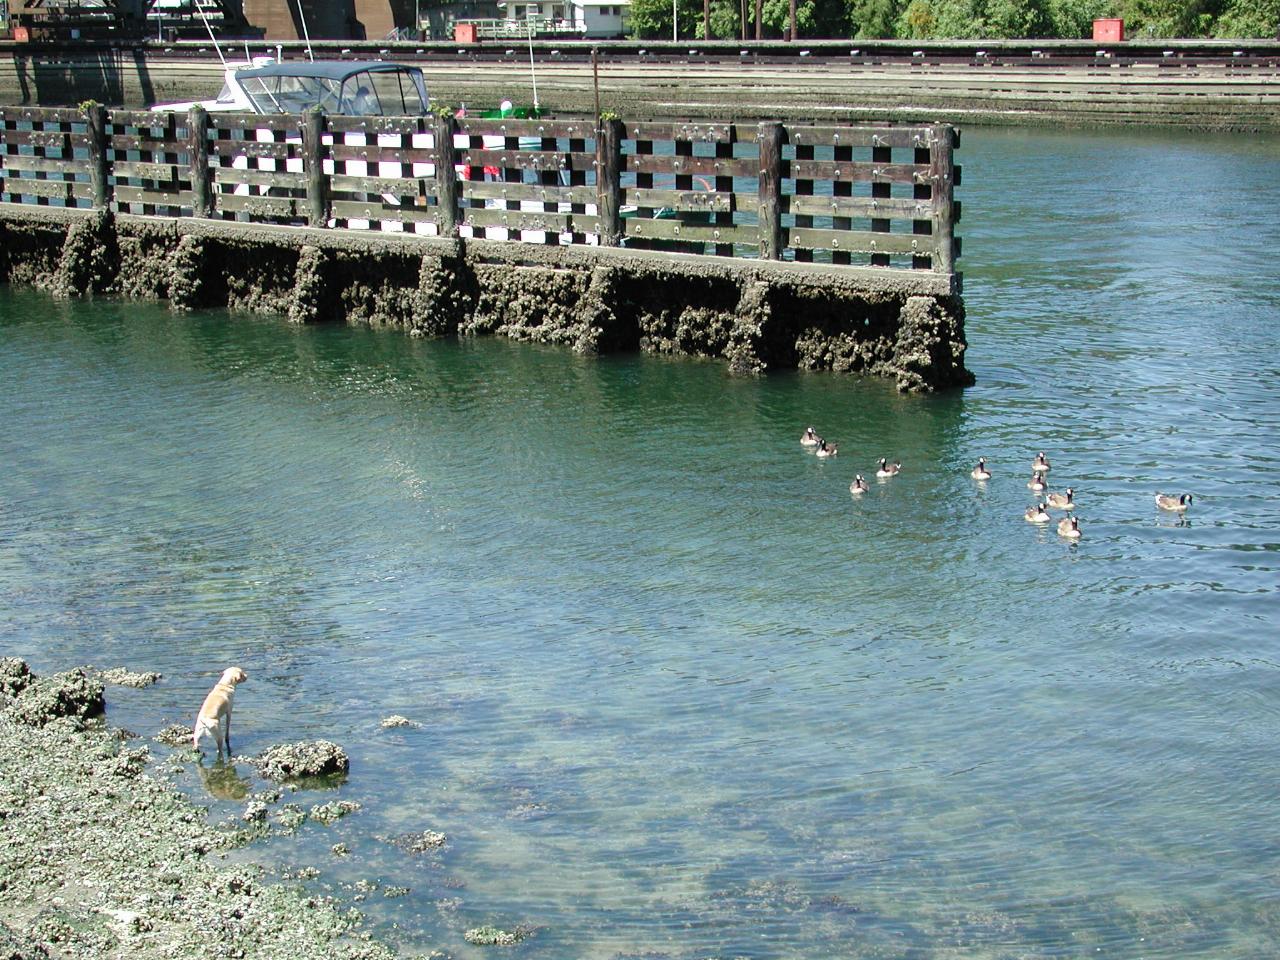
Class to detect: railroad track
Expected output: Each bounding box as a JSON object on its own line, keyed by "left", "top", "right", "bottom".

{"left": 3, "top": 39, "right": 1279, "bottom": 128}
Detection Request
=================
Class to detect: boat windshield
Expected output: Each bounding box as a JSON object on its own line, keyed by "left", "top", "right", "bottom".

{"left": 339, "top": 69, "right": 427, "bottom": 116}
{"left": 240, "top": 74, "right": 345, "bottom": 115}
{"left": 236, "top": 66, "right": 428, "bottom": 116}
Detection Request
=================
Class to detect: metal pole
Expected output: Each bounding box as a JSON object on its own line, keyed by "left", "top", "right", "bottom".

{"left": 527, "top": 18, "right": 539, "bottom": 113}
{"left": 592, "top": 46, "right": 601, "bottom": 120}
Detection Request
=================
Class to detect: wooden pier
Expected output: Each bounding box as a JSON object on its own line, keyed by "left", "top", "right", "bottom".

{"left": 0, "top": 104, "right": 972, "bottom": 391}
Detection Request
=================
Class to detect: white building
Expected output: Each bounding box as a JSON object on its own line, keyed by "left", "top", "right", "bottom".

{"left": 495, "top": 0, "right": 629, "bottom": 38}
{"left": 569, "top": 0, "right": 629, "bottom": 37}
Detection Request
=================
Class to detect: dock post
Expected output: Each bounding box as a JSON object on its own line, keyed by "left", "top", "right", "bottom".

{"left": 596, "top": 117, "right": 622, "bottom": 246}
{"left": 929, "top": 125, "right": 955, "bottom": 277}
{"left": 757, "top": 122, "right": 783, "bottom": 260}
{"left": 434, "top": 112, "right": 459, "bottom": 237}
{"left": 84, "top": 103, "right": 108, "bottom": 210}
{"left": 302, "top": 108, "right": 330, "bottom": 228}
{"left": 187, "top": 105, "right": 211, "bottom": 219}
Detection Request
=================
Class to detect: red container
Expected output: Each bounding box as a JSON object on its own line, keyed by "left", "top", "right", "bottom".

{"left": 454, "top": 22, "right": 478, "bottom": 43}
{"left": 1092, "top": 18, "right": 1124, "bottom": 42}
{"left": 14, "top": 26, "right": 31, "bottom": 43}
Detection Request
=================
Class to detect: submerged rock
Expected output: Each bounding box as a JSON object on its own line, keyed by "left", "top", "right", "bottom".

{"left": 464, "top": 925, "right": 527, "bottom": 946}
{"left": 255, "top": 740, "right": 349, "bottom": 781}
{"left": 383, "top": 830, "right": 447, "bottom": 854}
{"left": 97, "top": 667, "right": 163, "bottom": 689}
{"left": 309, "top": 800, "right": 362, "bottom": 825}
{"left": 379, "top": 715, "right": 418, "bottom": 729}
{"left": 7, "top": 668, "right": 105, "bottom": 729}
{"left": 153, "top": 723, "right": 193, "bottom": 748}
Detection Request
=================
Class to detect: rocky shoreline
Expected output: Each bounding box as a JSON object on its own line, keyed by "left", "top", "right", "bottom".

{"left": 0, "top": 659, "right": 409, "bottom": 960}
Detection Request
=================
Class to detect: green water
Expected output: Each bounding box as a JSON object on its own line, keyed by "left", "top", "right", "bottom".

{"left": 3, "top": 125, "right": 1280, "bottom": 958}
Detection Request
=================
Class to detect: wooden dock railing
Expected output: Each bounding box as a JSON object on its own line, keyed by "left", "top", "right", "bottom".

{"left": 0, "top": 105, "right": 960, "bottom": 280}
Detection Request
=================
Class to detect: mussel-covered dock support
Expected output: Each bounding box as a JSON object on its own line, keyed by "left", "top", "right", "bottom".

{"left": 0, "top": 106, "right": 970, "bottom": 390}
{"left": 0, "top": 205, "right": 971, "bottom": 391}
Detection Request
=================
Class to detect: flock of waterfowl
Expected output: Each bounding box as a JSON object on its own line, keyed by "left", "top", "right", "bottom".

{"left": 800, "top": 426, "right": 1194, "bottom": 541}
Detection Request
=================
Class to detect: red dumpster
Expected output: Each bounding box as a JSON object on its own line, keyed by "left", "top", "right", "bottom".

{"left": 454, "top": 22, "right": 478, "bottom": 43}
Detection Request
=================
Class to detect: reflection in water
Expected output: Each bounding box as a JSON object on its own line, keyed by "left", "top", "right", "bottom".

{"left": 1, "top": 124, "right": 1279, "bottom": 959}
{"left": 197, "top": 761, "right": 250, "bottom": 802}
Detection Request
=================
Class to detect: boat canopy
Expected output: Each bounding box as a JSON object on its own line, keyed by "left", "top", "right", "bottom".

{"left": 231, "top": 61, "right": 429, "bottom": 116}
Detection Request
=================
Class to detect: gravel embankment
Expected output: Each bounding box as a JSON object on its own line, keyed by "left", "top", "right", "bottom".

{"left": 0, "top": 659, "right": 406, "bottom": 960}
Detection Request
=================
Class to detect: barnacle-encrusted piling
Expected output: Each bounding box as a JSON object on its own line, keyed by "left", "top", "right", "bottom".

{"left": 0, "top": 208, "right": 971, "bottom": 392}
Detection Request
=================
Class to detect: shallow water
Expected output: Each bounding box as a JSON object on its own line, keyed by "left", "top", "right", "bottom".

{"left": 3, "top": 124, "right": 1280, "bottom": 959}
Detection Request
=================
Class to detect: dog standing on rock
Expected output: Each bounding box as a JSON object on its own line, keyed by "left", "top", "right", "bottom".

{"left": 193, "top": 667, "right": 247, "bottom": 758}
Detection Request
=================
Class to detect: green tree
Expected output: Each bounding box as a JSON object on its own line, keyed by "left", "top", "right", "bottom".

{"left": 761, "top": 0, "right": 817, "bottom": 34}
{"left": 706, "top": 0, "right": 745, "bottom": 35}
{"left": 1117, "top": 0, "right": 1224, "bottom": 35}
{"left": 1045, "top": 0, "right": 1113, "bottom": 37}
{"left": 1213, "top": 0, "right": 1280, "bottom": 35}
{"left": 630, "top": 0, "right": 707, "bottom": 37}
{"left": 896, "top": 0, "right": 986, "bottom": 35}
{"left": 985, "top": 0, "right": 1053, "bottom": 34}
{"left": 848, "top": 0, "right": 904, "bottom": 36}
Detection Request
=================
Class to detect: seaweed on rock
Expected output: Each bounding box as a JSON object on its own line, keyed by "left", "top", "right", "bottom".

{"left": 8, "top": 668, "right": 105, "bottom": 730}
{"left": 255, "top": 740, "right": 350, "bottom": 782}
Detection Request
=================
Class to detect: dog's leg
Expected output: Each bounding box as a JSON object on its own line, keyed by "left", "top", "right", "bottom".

{"left": 224, "top": 711, "right": 232, "bottom": 756}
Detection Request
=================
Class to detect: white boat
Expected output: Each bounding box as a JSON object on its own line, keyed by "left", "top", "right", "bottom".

{"left": 150, "top": 59, "right": 430, "bottom": 116}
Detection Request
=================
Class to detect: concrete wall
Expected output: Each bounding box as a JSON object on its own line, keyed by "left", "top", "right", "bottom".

{"left": 0, "top": 204, "right": 973, "bottom": 392}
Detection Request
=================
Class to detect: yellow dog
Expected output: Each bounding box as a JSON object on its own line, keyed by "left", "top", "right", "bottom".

{"left": 193, "top": 667, "right": 248, "bottom": 757}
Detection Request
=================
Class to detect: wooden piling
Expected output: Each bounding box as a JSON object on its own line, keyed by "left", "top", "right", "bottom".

{"left": 434, "top": 112, "right": 459, "bottom": 237}
{"left": 187, "top": 105, "right": 211, "bottom": 219}
{"left": 302, "top": 108, "right": 329, "bottom": 228}
{"left": 928, "top": 125, "right": 955, "bottom": 276}
{"left": 757, "top": 122, "right": 783, "bottom": 261}
{"left": 596, "top": 117, "right": 622, "bottom": 247}
{"left": 84, "top": 103, "right": 108, "bottom": 210}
